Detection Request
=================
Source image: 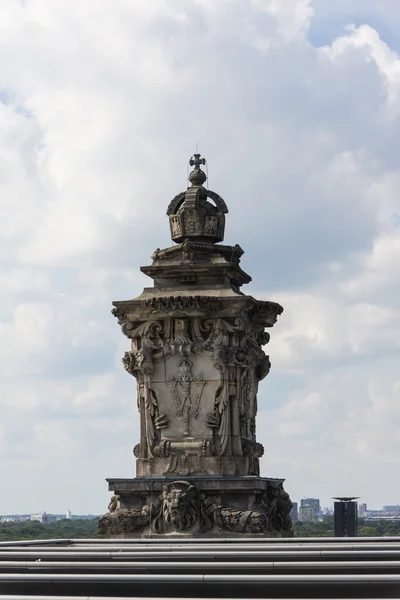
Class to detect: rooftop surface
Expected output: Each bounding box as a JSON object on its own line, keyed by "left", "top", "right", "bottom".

{"left": 0, "top": 536, "right": 400, "bottom": 598}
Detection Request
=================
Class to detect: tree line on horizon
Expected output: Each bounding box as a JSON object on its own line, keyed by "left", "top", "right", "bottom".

{"left": 293, "top": 516, "right": 400, "bottom": 537}
{"left": 0, "top": 518, "right": 99, "bottom": 541}
{"left": 0, "top": 517, "right": 399, "bottom": 541}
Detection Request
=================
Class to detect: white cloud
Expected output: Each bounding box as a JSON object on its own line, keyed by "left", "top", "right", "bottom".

{"left": 0, "top": 0, "right": 399, "bottom": 513}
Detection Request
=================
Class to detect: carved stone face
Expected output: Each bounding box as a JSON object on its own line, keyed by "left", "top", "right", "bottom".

{"left": 163, "top": 481, "right": 198, "bottom": 531}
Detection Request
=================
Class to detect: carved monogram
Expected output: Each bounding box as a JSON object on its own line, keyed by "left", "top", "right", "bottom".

{"left": 167, "top": 359, "right": 204, "bottom": 437}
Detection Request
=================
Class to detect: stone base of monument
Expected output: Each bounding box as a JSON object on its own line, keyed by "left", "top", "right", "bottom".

{"left": 99, "top": 476, "right": 293, "bottom": 538}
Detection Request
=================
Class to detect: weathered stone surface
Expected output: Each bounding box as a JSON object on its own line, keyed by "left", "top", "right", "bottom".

{"left": 116, "top": 305, "right": 279, "bottom": 478}
{"left": 99, "top": 477, "right": 292, "bottom": 538}
{"left": 101, "top": 154, "right": 292, "bottom": 538}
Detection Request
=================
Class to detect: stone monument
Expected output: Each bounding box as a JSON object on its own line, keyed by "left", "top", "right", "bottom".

{"left": 99, "top": 154, "right": 292, "bottom": 537}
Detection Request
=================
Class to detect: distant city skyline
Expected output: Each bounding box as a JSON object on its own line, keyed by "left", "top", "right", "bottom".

{"left": 5, "top": 500, "right": 400, "bottom": 520}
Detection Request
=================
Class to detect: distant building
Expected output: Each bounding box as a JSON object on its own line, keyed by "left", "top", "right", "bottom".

{"left": 299, "top": 505, "right": 318, "bottom": 522}
{"left": 299, "top": 498, "right": 321, "bottom": 521}
{"left": 290, "top": 502, "right": 298, "bottom": 521}
{"left": 66, "top": 510, "right": 72, "bottom": 520}
{"left": 334, "top": 499, "right": 358, "bottom": 537}
{"left": 301, "top": 498, "right": 321, "bottom": 513}
{"left": 383, "top": 505, "right": 400, "bottom": 513}
{"left": 30, "top": 511, "right": 57, "bottom": 524}
{"left": 359, "top": 503, "right": 367, "bottom": 516}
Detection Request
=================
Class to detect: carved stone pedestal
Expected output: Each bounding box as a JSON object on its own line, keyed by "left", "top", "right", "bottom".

{"left": 100, "top": 154, "right": 293, "bottom": 539}
{"left": 99, "top": 476, "right": 293, "bottom": 538}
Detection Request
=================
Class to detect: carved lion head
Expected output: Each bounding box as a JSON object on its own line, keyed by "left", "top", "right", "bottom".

{"left": 163, "top": 480, "right": 199, "bottom": 531}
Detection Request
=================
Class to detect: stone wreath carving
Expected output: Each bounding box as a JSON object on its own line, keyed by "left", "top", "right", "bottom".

{"left": 99, "top": 480, "right": 292, "bottom": 537}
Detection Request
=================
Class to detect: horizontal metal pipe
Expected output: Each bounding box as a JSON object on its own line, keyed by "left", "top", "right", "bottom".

{"left": 2, "top": 537, "right": 400, "bottom": 549}
{"left": 0, "top": 539, "right": 71, "bottom": 547}
{"left": 76, "top": 542, "right": 400, "bottom": 548}
{"left": 1, "top": 573, "right": 400, "bottom": 583}
{"left": 1, "top": 597, "right": 399, "bottom": 600}
{"left": 70, "top": 542, "right": 400, "bottom": 548}
{"left": 3, "top": 597, "right": 398, "bottom": 600}
{"left": 0, "top": 559, "right": 400, "bottom": 571}
{"left": 2, "top": 549, "right": 400, "bottom": 561}
{"left": 64, "top": 536, "right": 400, "bottom": 544}
{"left": 4, "top": 543, "right": 400, "bottom": 554}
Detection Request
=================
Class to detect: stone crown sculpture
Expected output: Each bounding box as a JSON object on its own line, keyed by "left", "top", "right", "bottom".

{"left": 100, "top": 154, "right": 292, "bottom": 538}
{"left": 167, "top": 153, "right": 228, "bottom": 244}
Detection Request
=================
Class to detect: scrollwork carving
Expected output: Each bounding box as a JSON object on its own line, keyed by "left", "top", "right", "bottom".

{"left": 202, "top": 318, "right": 237, "bottom": 347}
{"left": 125, "top": 320, "right": 164, "bottom": 346}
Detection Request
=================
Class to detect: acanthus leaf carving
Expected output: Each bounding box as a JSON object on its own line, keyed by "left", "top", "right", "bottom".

{"left": 202, "top": 318, "right": 237, "bottom": 347}
{"left": 122, "top": 320, "right": 164, "bottom": 346}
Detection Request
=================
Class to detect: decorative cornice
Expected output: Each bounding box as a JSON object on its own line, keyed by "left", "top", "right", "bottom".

{"left": 151, "top": 241, "right": 244, "bottom": 263}
{"left": 111, "top": 307, "right": 126, "bottom": 321}
{"left": 144, "top": 295, "right": 221, "bottom": 312}
{"left": 247, "top": 299, "right": 284, "bottom": 326}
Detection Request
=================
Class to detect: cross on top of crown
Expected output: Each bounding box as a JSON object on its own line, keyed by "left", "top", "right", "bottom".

{"left": 189, "top": 153, "right": 206, "bottom": 170}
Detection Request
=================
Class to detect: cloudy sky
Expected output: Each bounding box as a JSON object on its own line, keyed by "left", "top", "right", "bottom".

{"left": 0, "top": 0, "right": 399, "bottom": 515}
